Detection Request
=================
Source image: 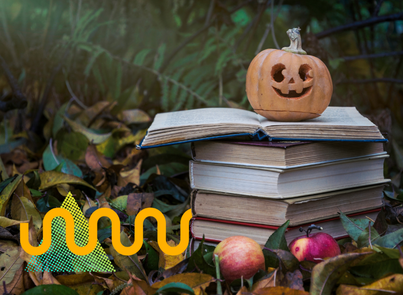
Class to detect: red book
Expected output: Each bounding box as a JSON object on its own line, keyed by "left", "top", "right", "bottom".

{"left": 190, "top": 208, "right": 381, "bottom": 246}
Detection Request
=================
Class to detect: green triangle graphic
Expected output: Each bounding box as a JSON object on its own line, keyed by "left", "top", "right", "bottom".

{"left": 26, "top": 193, "right": 115, "bottom": 272}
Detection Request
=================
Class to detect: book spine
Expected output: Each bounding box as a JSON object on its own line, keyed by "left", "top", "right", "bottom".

{"left": 189, "top": 161, "right": 195, "bottom": 189}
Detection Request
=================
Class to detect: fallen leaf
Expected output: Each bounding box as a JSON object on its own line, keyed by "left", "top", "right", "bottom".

{"left": 10, "top": 195, "right": 42, "bottom": 231}
{"left": 42, "top": 271, "right": 61, "bottom": 285}
{"left": 64, "top": 116, "right": 111, "bottom": 144}
{"left": 337, "top": 274, "right": 403, "bottom": 295}
{"left": 249, "top": 286, "right": 309, "bottom": 295}
{"left": 126, "top": 192, "right": 154, "bottom": 215}
{"left": 55, "top": 273, "right": 103, "bottom": 295}
{"left": 0, "top": 262, "right": 25, "bottom": 295}
{"left": 109, "top": 231, "right": 147, "bottom": 281}
{"left": 0, "top": 174, "right": 22, "bottom": 215}
{"left": 39, "top": 171, "right": 95, "bottom": 190}
{"left": 0, "top": 246, "right": 25, "bottom": 284}
{"left": 19, "top": 284, "right": 80, "bottom": 294}
{"left": 251, "top": 270, "right": 276, "bottom": 291}
{"left": 149, "top": 240, "right": 185, "bottom": 270}
{"left": 118, "top": 159, "right": 142, "bottom": 187}
{"left": 0, "top": 216, "right": 27, "bottom": 227}
{"left": 151, "top": 273, "right": 214, "bottom": 295}
{"left": 310, "top": 252, "right": 372, "bottom": 295}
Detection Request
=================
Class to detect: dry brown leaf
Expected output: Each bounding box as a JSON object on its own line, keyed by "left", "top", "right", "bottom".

{"left": 42, "top": 271, "right": 61, "bottom": 285}
{"left": 251, "top": 286, "right": 309, "bottom": 295}
{"left": 55, "top": 273, "right": 104, "bottom": 295}
{"left": 252, "top": 270, "right": 276, "bottom": 291}
{"left": 0, "top": 246, "right": 25, "bottom": 285}
{"left": 121, "top": 274, "right": 156, "bottom": 295}
{"left": 152, "top": 273, "right": 214, "bottom": 295}
{"left": 0, "top": 216, "right": 27, "bottom": 228}
{"left": 10, "top": 195, "right": 42, "bottom": 231}
{"left": 85, "top": 143, "right": 111, "bottom": 171}
{"left": 126, "top": 192, "right": 154, "bottom": 216}
{"left": 337, "top": 274, "right": 403, "bottom": 295}
{"left": 0, "top": 263, "right": 25, "bottom": 295}
{"left": 118, "top": 159, "right": 142, "bottom": 187}
{"left": 148, "top": 240, "right": 185, "bottom": 270}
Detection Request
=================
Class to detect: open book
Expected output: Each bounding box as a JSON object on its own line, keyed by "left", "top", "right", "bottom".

{"left": 137, "top": 107, "right": 385, "bottom": 149}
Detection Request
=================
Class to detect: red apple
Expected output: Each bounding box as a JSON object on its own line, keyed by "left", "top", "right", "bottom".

{"left": 289, "top": 226, "right": 341, "bottom": 263}
{"left": 213, "top": 236, "right": 265, "bottom": 282}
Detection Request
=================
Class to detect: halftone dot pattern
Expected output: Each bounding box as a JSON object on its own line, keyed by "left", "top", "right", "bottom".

{"left": 26, "top": 192, "right": 115, "bottom": 272}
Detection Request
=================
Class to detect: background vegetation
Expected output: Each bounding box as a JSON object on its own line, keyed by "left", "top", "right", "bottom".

{"left": 0, "top": 1, "right": 403, "bottom": 294}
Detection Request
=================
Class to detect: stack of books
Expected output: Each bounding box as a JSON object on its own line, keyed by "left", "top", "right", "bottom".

{"left": 137, "top": 106, "right": 389, "bottom": 246}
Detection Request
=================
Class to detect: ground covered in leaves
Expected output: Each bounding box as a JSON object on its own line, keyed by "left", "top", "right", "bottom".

{"left": 1, "top": 102, "right": 403, "bottom": 295}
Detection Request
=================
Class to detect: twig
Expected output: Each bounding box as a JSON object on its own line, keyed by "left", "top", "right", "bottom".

{"left": 368, "top": 222, "right": 373, "bottom": 249}
{"left": 0, "top": 55, "right": 27, "bottom": 113}
{"left": 64, "top": 75, "right": 87, "bottom": 109}
{"left": 373, "top": 0, "right": 385, "bottom": 16}
{"left": 316, "top": 12, "right": 403, "bottom": 39}
{"left": 256, "top": 24, "right": 271, "bottom": 54}
{"left": 338, "top": 78, "right": 403, "bottom": 84}
{"left": 243, "top": 0, "right": 269, "bottom": 53}
{"left": 205, "top": 0, "right": 216, "bottom": 26}
{"left": 340, "top": 51, "right": 403, "bottom": 61}
{"left": 270, "top": 0, "right": 280, "bottom": 49}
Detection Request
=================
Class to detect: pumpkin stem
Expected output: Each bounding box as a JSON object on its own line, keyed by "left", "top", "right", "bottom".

{"left": 282, "top": 27, "right": 307, "bottom": 55}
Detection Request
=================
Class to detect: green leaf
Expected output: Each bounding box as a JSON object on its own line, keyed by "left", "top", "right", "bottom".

{"left": 154, "top": 282, "right": 195, "bottom": 295}
{"left": 39, "top": 171, "right": 95, "bottom": 190}
{"left": 53, "top": 101, "right": 71, "bottom": 137}
{"left": 144, "top": 240, "right": 159, "bottom": 273}
{"left": 21, "top": 284, "right": 79, "bottom": 295}
{"left": 133, "top": 48, "right": 151, "bottom": 66}
{"left": 263, "top": 220, "right": 290, "bottom": 269}
{"left": 339, "top": 211, "right": 372, "bottom": 241}
{"left": 56, "top": 131, "right": 88, "bottom": 161}
{"left": 356, "top": 226, "right": 380, "bottom": 248}
{"left": 187, "top": 237, "right": 216, "bottom": 276}
{"left": 42, "top": 144, "right": 83, "bottom": 178}
{"left": 63, "top": 116, "right": 111, "bottom": 144}
{"left": 0, "top": 138, "right": 27, "bottom": 154}
{"left": 153, "top": 43, "right": 166, "bottom": 70}
{"left": 310, "top": 252, "right": 371, "bottom": 295}
{"left": 373, "top": 228, "right": 403, "bottom": 248}
{"left": 109, "top": 231, "right": 147, "bottom": 281}
{"left": 152, "top": 198, "right": 189, "bottom": 220}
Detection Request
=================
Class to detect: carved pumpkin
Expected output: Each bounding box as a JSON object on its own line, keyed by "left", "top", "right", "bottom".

{"left": 246, "top": 28, "right": 333, "bottom": 122}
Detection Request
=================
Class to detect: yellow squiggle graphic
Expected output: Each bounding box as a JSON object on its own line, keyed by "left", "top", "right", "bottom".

{"left": 21, "top": 207, "right": 192, "bottom": 256}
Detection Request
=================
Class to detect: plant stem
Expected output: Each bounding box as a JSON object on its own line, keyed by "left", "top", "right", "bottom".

{"left": 214, "top": 254, "right": 223, "bottom": 295}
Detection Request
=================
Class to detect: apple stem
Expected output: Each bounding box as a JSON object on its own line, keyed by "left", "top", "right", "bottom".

{"left": 214, "top": 254, "right": 223, "bottom": 295}
{"left": 299, "top": 224, "right": 324, "bottom": 237}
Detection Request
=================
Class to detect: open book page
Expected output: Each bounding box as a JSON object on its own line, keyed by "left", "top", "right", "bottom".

{"left": 259, "top": 107, "right": 375, "bottom": 127}
{"left": 148, "top": 107, "right": 260, "bottom": 131}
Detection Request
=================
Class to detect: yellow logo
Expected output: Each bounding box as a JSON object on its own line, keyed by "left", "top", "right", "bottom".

{"left": 21, "top": 192, "right": 192, "bottom": 260}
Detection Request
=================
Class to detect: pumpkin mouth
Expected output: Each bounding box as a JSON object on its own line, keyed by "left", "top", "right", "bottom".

{"left": 272, "top": 86, "right": 312, "bottom": 99}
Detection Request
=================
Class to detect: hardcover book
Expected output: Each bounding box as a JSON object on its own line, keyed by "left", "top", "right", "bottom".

{"left": 191, "top": 209, "right": 381, "bottom": 245}
{"left": 191, "top": 140, "right": 385, "bottom": 168}
{"left": 137, "top": 107, "right": 386, "bottom": 149}
{"left": 190, "top": 154, "right": 388, "bottom": 199}
{"left": 191, "top": 183, "right": 387, "bottom": 226}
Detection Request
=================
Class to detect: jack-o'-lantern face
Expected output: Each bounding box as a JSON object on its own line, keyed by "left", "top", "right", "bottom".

{"left": 270, "top": 63, "right": 313, "bottom": 99}
{"left": 245, "top": 27, "right": 333, "bottom": 122}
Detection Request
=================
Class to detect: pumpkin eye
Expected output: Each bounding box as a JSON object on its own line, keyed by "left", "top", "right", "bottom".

{"left": 271, "top": 64, "right": 286, "bottom": 82}
{"left": 299, "top": 64, "right": 312, "bottom": 81}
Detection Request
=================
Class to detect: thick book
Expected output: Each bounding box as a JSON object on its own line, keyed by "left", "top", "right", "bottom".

{"left": 190, "top": 154, "right": 388, "bottom": 199}
{"left": 137, "top": 107, "right": 386, "bottom": 149}
{"left": 191, "top": 140, "right": 385, "bottom": 168}
{"left": 191, "top": 183, "right": 387, "bottom": 227}
{"left": 190, "top": 209, "right": 381, "bottom": 245}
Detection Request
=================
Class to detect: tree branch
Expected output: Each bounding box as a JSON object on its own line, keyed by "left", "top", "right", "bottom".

{"left": 373, "top": 0, "right": 384, "bottom": 17}
{"left": 338, "top": 78, "right": 403, "bottom": 84}
{"left": 0, "top": 55, "right": 27, "bottom": 113}
{"left": 316, "top": 13, "right": 403, "bottom": 39}
{"left": 340, "top": 51, "right": 403, "bottom": 61}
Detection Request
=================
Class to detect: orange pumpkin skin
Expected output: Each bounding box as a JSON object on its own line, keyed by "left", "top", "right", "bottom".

{"left": 246, "top": 49, "right": 333, "bottom": 122}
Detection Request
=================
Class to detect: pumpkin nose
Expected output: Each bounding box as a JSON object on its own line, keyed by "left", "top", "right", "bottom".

{"left": 289, "top": 78, "right": 295, "bottom": 84}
